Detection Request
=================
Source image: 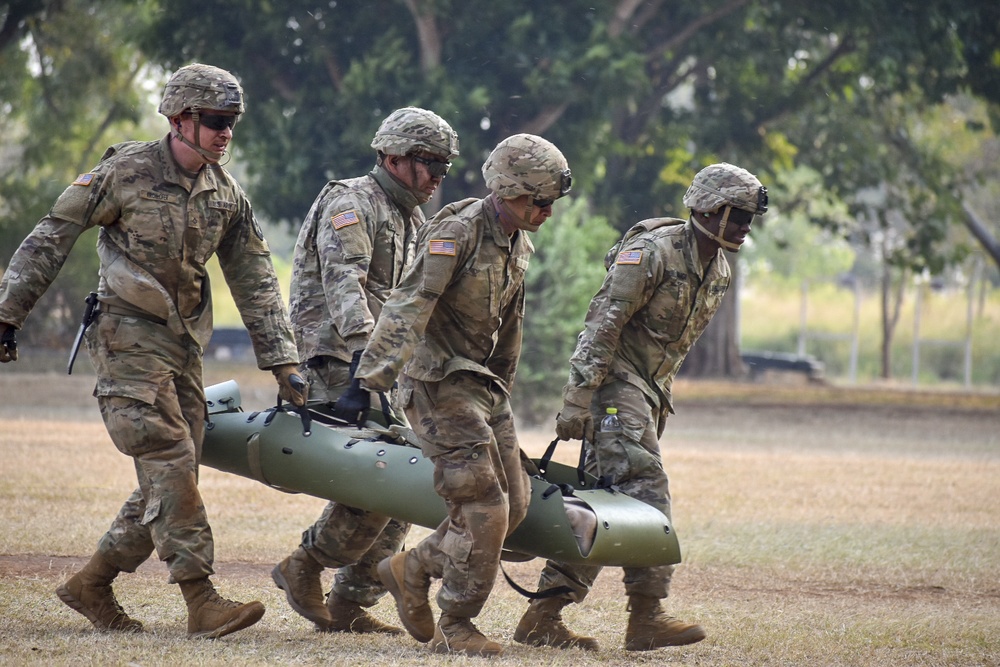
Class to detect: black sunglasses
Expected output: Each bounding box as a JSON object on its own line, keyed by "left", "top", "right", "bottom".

{"left": 411, "top": 155, "right": 452, "bottom": 178}
{"left": 532, "top": 169, "right": 572, "bottom": 208}
{"left": 194, "top": 113, "right": 239, "bottom": 131}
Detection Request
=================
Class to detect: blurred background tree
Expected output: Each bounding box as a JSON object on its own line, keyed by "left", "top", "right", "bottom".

{"left": 2, "top": 0, "right": 998, "bottom": 385}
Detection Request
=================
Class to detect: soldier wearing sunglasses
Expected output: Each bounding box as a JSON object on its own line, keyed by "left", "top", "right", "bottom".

{"left": 355, "top": 134, "right": 572, "bottom": 657}
{"left": 514, "top": 162, "right": 768, "bottom": 653}
{"left": 274, "top": 107, "right": 460, "bottom": 636}
{"left": 0, "top": 63, "right": 305, "bottom": 640}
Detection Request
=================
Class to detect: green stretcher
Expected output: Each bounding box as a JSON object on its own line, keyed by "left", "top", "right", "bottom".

{"left": 202, "top": 380, "right": 681, "bottom": 568}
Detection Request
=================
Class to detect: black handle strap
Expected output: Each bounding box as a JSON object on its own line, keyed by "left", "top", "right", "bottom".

{"left": 538, "top": 437, "right": 590, "bottom": 488}
{"left": 499, "top": 562, "right": 573, "bottom": 600}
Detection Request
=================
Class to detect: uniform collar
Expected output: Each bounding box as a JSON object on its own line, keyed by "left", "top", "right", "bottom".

{"left": 484, "top": 197, "right": 519, "bottom": 249}
{"left": 683, "top": 219, "right": 718, "bottom": 279}
{"left": 371, "top": 165, "right": 421, "bottom": 213}
{"left": 160, "top": 134, "right": 220, "bottom": 195}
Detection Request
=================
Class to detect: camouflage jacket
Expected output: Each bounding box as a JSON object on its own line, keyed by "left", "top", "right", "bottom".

{"left": 0, "top": 135, "right": 297, "bottom": 369}
{"left": 566, "top": 218, "right": 730, "bottom": 412}
{"left": 357, "top": 197, "right": 532, "bottom": 395}
{"left": 288, "top": 166, "right": 423, "bottom": 365}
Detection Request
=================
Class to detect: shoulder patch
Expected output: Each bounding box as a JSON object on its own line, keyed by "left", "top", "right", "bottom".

{"left": 616, "top": 249, "right": 643, "bottom": 265}
{"left": 72, "top": 173, "right": 96, "bottom": 187}
{"left": 429, "top": 239, "right": 457, "bottom": 256}
{"left": 332, "top": 209, "right": 360, "bottom": 230}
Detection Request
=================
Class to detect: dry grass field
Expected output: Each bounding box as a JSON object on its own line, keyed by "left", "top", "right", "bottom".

{"left": 0, "top": 364, "right": 998, "bottom": 666}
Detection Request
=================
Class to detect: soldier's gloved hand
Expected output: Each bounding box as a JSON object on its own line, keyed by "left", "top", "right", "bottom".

{"left": 333, "top": 350, "right": 370, "bottom": 425}
{"left": 272, "top": 364, "right": 308, "bottom": 406}
{"left": 0, "top": 323, "right": 18, "bottom": 363}
{"left": 556, "top": 402, "right": 594, "bottom": 441}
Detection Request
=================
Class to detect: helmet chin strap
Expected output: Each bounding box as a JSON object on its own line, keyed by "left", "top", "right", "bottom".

{"left": 493, "top": 194, "right": 533, "bottom": 230}
{"left": 691, "top": 205, "right": 741, "bottom": 252}
{"left": 406, "top": 161, "right": 431, "bottom": 204}
{"left": 174, "top": 111, "right": 225, "bottom": 163}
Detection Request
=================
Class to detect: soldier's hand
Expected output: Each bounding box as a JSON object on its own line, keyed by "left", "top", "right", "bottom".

{"left": 555, "top": 402, "right": 594, "bottom": 441}
{"left": 333, "top": 381, "right": 370, "bottom": 425}
{"left": 0, "top": 323, "right": 18, "bottom": 363}
{"left": 272, "top": 364, "right": 308, "bottom": 406}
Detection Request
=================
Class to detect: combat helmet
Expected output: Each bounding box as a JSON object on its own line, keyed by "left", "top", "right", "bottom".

{"left": 684, "top": 162, "right": 767, "bottom": 252}
{"left": 158, "top": 63, "right": 245, "bottom": 118}
{"left": 159, "top": 63, "right": 244, "bottom": 163}
{"left": 371, "top": 107, "right": 459, "bottom": 160}
{"left": 482, "top": 133, "right": 572, "bottom": 201}
{"left": 683, "top": 162, "right": 767, "bottom": 215}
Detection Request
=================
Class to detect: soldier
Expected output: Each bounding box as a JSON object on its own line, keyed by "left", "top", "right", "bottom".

{"left": 0, "top": 63, "right": 306, "bottom": 639}
{"left": 351, "top": 134, "right": 571, "bottom": 657}
{"left": 272, "top": 107, "right": 459, "bottom": 634}
{"left": 513, "top": 163, "right": 768, "bottom": 652}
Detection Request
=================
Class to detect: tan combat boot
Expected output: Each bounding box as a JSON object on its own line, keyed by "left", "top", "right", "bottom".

{"left": 271, "top": 547, "right": 331, "bottom": 628}
{"left": 324, "top": 592, "right": 403, "bottom": 634}
{"left": 513, "top": 597, "right": 599, "bottom": 651}
{"left": 624, "top": 595, "right": 706, "bottom": 650}
{"left": 429, "top": 614, "right": 503, "bottom": 657}
{"left": 55, "top": 552, "right": 143, "bottom": 632}
{"left": 376, "top": 551, "right": 434, "bottom": 642}
{"left": 179, "top": 577, "right": 265, "bottom": 639}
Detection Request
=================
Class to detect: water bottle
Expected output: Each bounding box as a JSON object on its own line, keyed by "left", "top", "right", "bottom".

{"left": 600, "top": 407, "right": 622, "bottom": 434}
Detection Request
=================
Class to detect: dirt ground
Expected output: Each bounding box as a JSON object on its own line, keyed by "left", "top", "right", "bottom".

{"left": 1, "top": 367, "right": 998, "bottom": 665}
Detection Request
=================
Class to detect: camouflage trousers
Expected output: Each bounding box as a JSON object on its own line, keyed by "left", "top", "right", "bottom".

{"left": 400, "top": 371, "right": 531, "bottom": 618}
{"left": 535, "top": 379, "right": 675, "bottom": 601}
{"left": 85, "top": 313, "right": 214, "bottom": 583}
{"left": 299, "top": 357, "right": 410, "bottom": 606}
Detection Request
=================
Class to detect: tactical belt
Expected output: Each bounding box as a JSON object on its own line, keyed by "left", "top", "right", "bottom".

{"left": 98, "top": 302, "right": 168, "bottom": 325}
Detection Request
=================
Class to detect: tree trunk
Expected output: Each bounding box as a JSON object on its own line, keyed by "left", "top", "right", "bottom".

{"left": 880, "top": 263, "right": 893, "bottom": 379}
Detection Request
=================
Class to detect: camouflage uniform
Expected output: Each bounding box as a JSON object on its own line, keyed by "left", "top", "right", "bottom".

{"left": 0, "top": 135, "right": 297, "bottom": 583}
{"left": 287, "top": 168, "right": 424, "bottom": 604}
{"left": 535, "top": 216, "right": 730, "bottom": 601}
{"left": 280, "top": 108, "right": 459, "bottom": 619}
{"left": 357, "top": 194, "right": 534, "bottom": 618}
{"left": 516, "top": 162, "right": 766, "bottom": 652}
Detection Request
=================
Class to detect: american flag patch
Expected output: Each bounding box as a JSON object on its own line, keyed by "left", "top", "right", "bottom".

{"left": 429, "top": 239, "right": 456, "bottom": 256}
{"left": 616, "top": 249, "right": 643, "bottom": 265}
{"left": 72, "top": 173, "right": 95, "bottom": 187}
{"left": 331, "top": 210, "right": 360, "bottom": 229}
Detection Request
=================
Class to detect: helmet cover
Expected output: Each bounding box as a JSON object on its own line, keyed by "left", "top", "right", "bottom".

{"left": 158, "top": 63, "right": 245, "bottom": 118}
{"left": 371, "top": 107, "right": 459, "bottom": 159}
{"left": 482, "top": 133, "right": 572, "bottom": 200}
{"left": 683, "top": 162, "right": 767, "bottom": 214}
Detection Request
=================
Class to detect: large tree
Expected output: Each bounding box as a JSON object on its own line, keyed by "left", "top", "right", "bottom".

{"left": 5, "top": 0, "right": 998, "bottom": 376}
{"left": 128, "top": 0, "right": 999, "bottom": 378}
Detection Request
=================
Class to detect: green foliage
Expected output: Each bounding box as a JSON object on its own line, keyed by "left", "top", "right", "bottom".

{"left": 743, "top": 166, "right": 855, "bottom": 285}
{"left": 514, "top": 198, "right": 619, "bottom": 422}
{"left": 740, "top": 278, "right": 1000, "bottom": 386}
{"left": 4, "top": 0, "right": 999, "bottom": 385}
{"left": 0, "top": 0, "right": 158, "bottom": 347}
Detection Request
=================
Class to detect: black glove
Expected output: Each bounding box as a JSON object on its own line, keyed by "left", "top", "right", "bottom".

{"left": 332, "top": 350, "right": 370, "bottom": 425}
{"left": 0, "top": 324, "right": 17, "bottom": 363}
